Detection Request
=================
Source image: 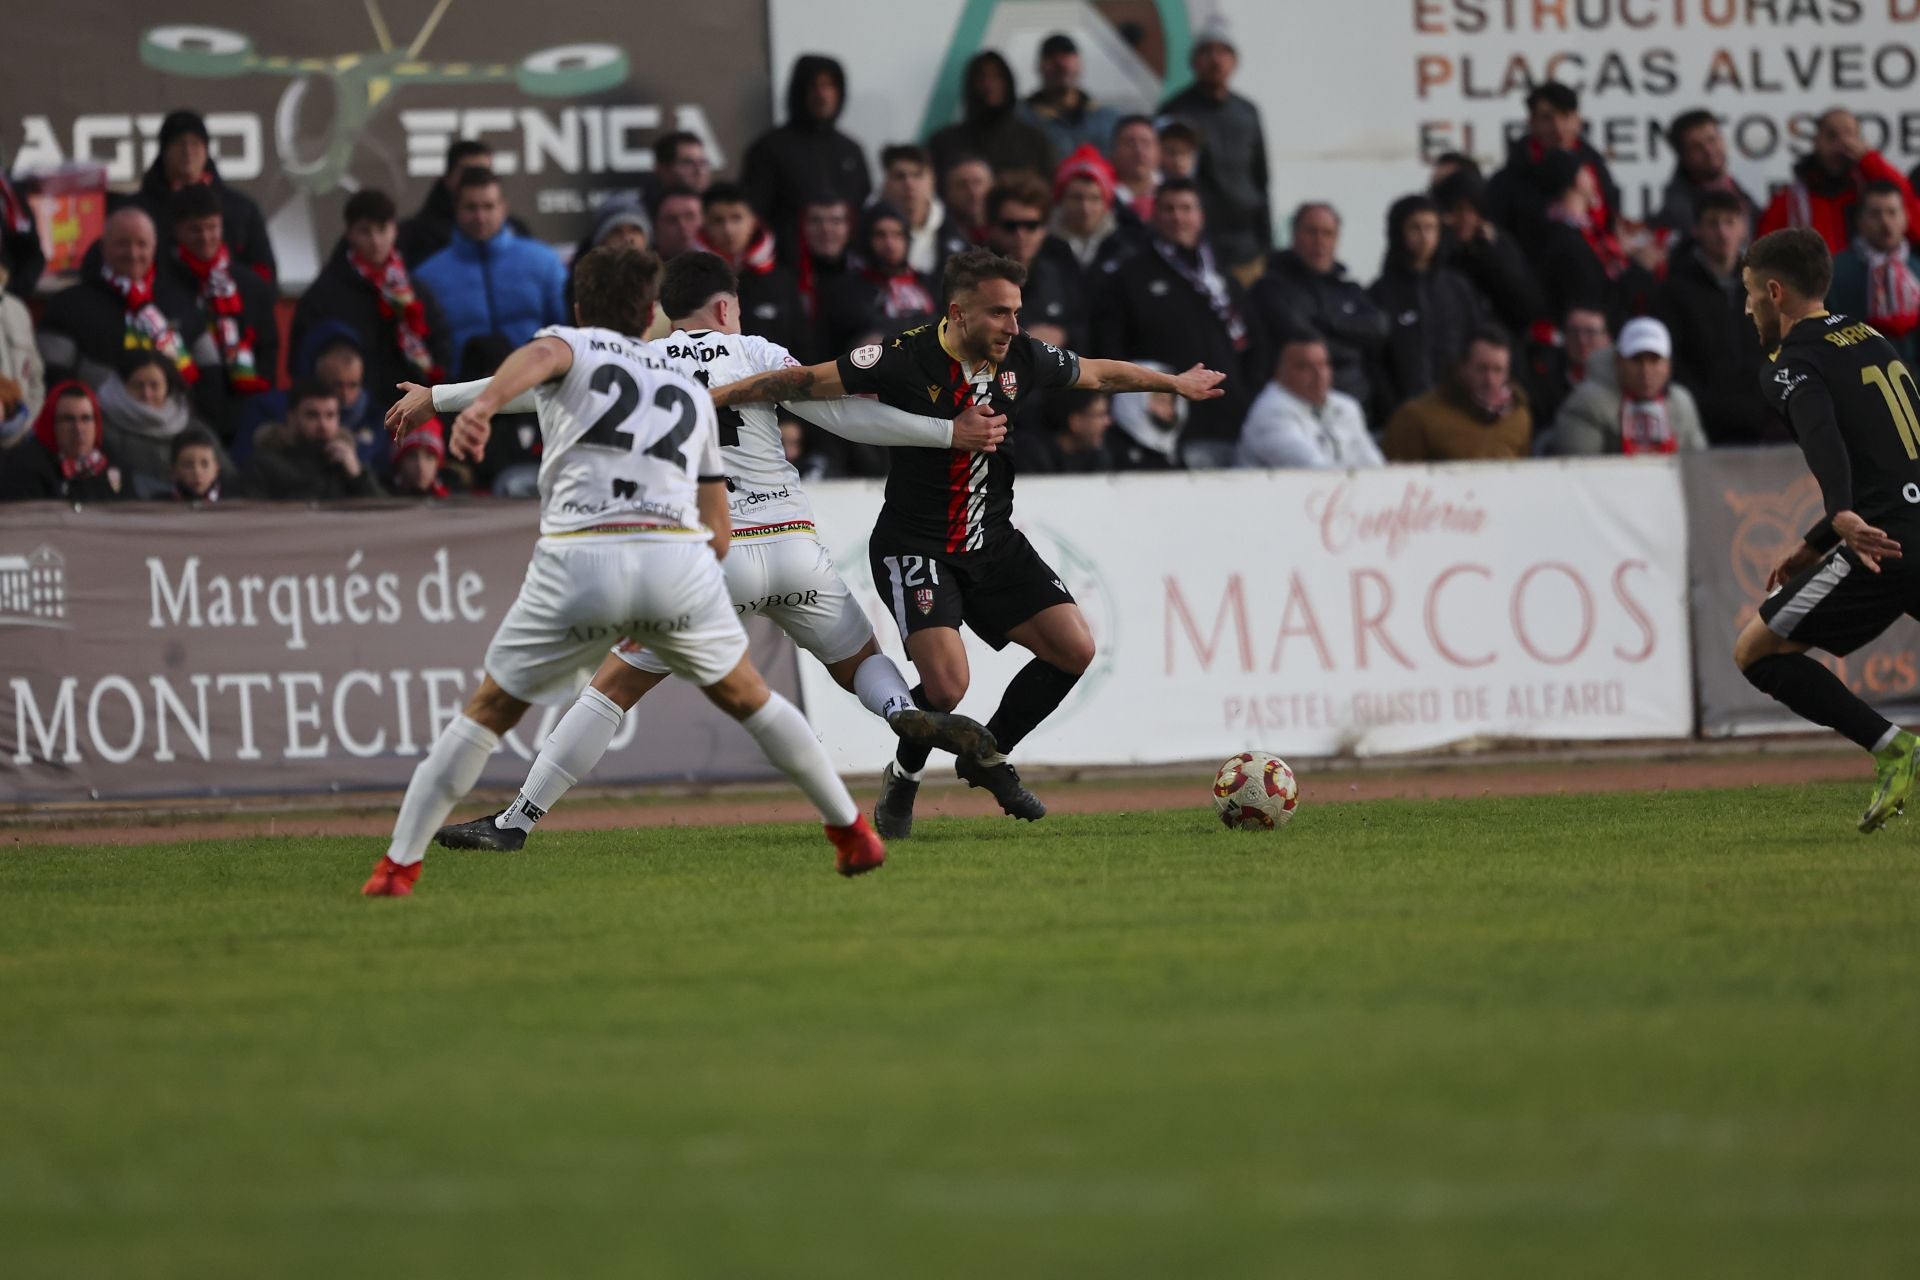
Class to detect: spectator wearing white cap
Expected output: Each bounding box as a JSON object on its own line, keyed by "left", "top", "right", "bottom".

{"left": 1548, "top": 316, "right": 1707, "bottom": 456}
{"left": 1158, "top": 16, "right": 1272, "bottom": 279}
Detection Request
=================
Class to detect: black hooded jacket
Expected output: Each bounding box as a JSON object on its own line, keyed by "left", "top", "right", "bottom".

{"left": 1249, "top": 249, "right": 1391, "bottom": 409}
{"left": 127, "top": 155, "right": 276, "bottom": 284}
{"left": 741, "top": 55, "right": 873, "bottom": 262}
{"left": 928, "top": 52, "right": 1056, "bottom": 179}
{"left": 1368, "top": 196, "right": 1486, "bottom": 418}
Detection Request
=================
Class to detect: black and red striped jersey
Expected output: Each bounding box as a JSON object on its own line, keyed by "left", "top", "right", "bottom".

{"left": 836, "top": 320, "right": 1081, "bottom": 553}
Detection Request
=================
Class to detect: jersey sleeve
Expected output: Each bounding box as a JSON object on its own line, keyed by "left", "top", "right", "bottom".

{"left": 744, "top": 333, "right": 802, "bottom": 374}
{"left": 1769, "top": 360, "right": 1853, "bottom": 550}
{"left": 1021, "top": 334, "right": 1082, "bottom": 390}
{"left": 433, "top": 376, "right": 537, "bottom": 415}
{"left": 836, "top": 340, "right": 907, "bottom": 397}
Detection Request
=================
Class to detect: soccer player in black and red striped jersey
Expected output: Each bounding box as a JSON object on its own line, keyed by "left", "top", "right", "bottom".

{"left": 712, "top": 248, "right": 1223, "bottom": 836}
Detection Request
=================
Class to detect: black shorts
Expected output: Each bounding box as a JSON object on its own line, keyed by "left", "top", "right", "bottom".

{"left": 1759, "top": 546, "right": 1920, "bottom": 655}
{"left": 868, "top": 528, "right": 1074, "bottom": 650}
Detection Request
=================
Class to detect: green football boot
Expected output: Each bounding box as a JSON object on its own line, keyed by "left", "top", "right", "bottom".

{"left": 1860, "top": 730, "right": 1920, "bottom": 834}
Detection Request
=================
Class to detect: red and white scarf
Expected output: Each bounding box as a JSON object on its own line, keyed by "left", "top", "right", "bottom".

{"left": 59, "top": 446, "right": 111, "bottom": 481}
{"left": 698, "top": 223, "right": 779, "bottom": 278}
{"left": 176, "top": 242, "right": 265, "bottom": 392}
{"left": 103, "top": 263, "right": 199, "bottom": 386}
{"left": 860, "top": 266, "right": 935, "bottom": 320}
{"left": 1863, "top": 239, "right": 1920, "bottom": 340}
{"left": 1620, "top": 398, "right": 1676, "bottom": 455}
{"left": 349, "top": 248, "right": 441, "bottom": 380}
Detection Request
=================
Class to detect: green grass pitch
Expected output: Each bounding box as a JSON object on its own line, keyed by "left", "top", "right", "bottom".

{"left": 3, "top": 785, "right": 1918, "bottom": 1278}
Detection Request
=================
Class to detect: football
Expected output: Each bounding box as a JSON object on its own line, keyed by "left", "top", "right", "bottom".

{"left": 1211, "top": 751, "right": 1299, "bottom": 830}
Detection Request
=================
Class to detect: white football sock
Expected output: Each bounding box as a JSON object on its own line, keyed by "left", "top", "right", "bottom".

{"left": 386, "top": 715, "right": 499, "bottom": 866}
{"left": 740, "top": 692, "right": 859, "bottom": 827}
{"left": 498, "top": 686, "right": 625, "bottom": 833}
{"left": 853, "top": 653, "right": 917, "bottom": 722}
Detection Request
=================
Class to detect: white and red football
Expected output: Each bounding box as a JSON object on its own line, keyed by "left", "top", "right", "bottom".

{"left": 1211, "top": 751, "right": 1300, "bottom": 830}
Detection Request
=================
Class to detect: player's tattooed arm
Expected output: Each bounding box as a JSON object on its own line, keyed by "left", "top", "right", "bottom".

{"left": 1076, "top": 359, "right": 1227, "bottom": 401}
{"left": 710, "top": 361, "right": 844, "bottom": 407}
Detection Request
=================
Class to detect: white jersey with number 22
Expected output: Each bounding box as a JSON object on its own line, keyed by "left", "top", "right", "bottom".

{"left": 532, "top": 324, "right": 721, "bottom": 539}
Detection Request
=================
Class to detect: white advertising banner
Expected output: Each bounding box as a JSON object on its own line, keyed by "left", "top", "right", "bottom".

{"left": 772, "top": 0, "right": 1920, "bottom": 272}
{"left": 799, "top": 459, "right": 1695, "bottom": 771}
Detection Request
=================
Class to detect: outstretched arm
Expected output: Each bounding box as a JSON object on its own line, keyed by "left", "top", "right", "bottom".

{"left": 710, "top": 360, "right": 845, "bottom": 408}
{"left": 435, "top": 377, "right": 537, "bottom": 416}
{"left": 787, "top": 398, "right": 1008, "bottom": 453}
{"left": 1075, "top": 359, "right": 1226, "bottom": 401}
{"left": 445, "top": 336, "right": 572, "bottom": 462}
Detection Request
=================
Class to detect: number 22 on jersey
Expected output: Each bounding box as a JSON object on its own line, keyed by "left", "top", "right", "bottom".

{"left": 582, "top": 365, "right": 701, "bottom": 467}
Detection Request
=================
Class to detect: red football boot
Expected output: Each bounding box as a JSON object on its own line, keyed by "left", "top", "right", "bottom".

{"left": 826, "top": 816, "right": 886, "bottom": 877}
{"left": 361, "top": 857, "right": 422, "bottom": 897}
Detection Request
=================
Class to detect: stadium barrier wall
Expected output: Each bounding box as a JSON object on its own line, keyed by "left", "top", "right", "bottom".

{"left": 1685, "top": 447, "right": 1920, "bottom": 738}
{"left": 5, "top": 452, "right": 1890, "bottom": 802}
{"left": 0, "top": 502, "right": 793, "bottom": 803}
{"left": 800, "top": 459, "right": 1697, "bottom": 770}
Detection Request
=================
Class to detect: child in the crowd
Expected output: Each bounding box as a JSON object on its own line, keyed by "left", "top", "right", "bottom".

{"left": 390, "top": 419, "right": 455, "bottom": 498}
{"left": 168, "top": 423, "right": 224, "bottom": 501}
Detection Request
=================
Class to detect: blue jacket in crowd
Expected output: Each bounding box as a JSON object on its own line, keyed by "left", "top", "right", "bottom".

{"left": 414, "top": 226, "right": 568, "bottom": 364}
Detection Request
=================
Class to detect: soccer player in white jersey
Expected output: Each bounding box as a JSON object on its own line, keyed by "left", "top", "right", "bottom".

{"left": 361, "top": 247, "right": 885, "bottom": 896}
{"left": 382, "top": 251, "right": 1010, "bottom": 852}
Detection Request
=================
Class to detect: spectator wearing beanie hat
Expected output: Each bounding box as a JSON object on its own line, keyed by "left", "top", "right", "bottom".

{"left": 852, "top": 202, "right": 939, "bottom": 331}
{"left": 1050, "top": 145, "right": 1129, "bottom": 272}
{"left": 128, "top": 109, "right": 276, "bottom": 284}
{"left": 391, "top": 418, "right": 458, "bottom": 498}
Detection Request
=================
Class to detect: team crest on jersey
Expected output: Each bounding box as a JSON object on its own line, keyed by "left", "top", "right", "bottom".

{"left": 914, "top": 587, "right": 935, "bottom": 614}
{"left": 999, "top": 369, "right": 1019, "bottom": 399}
{"left": 851, "top": 344, "right": 883, "bottom": 369}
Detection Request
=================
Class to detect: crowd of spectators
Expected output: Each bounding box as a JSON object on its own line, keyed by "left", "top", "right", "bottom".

{"left": 7, "top": 15, "right": 1920, "bottom": 503}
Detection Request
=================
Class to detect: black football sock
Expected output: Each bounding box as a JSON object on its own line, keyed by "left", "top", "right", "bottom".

{"left": 895, "top": 685, "right": 933, "bottom": 775}
{"left": 1742, "top": 653, "right": 1897, "bottom": 752}
{"left": 985, "top": 660, "right": 1082, "bottom": 758}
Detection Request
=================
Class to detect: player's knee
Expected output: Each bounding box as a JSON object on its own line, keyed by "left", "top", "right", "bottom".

{"left": 919, "top": 676, "right": 967, "bottom": 712}
{"left": 1055, "top": 633, "right": 1096, "bottom": 676}
{"left": 465, "top": 680, "right": 527, "bottom": 733}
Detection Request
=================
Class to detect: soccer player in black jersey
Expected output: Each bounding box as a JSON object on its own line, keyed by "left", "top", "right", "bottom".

{"left": 712, "top": 248, "right": 1224, "bottom": 835}
{"left": 1735, "top": 228, "right": 1920, "bottom": 831}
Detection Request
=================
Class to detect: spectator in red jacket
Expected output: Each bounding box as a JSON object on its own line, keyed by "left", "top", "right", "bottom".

{"left": 1757, "top": 108, "right": 1920, "bottom": 253}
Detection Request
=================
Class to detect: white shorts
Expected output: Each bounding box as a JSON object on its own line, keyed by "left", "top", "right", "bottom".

{"left": 615, "top": 533, "right": 872, "bottom": 676}
{"left": 485, "top": 537, "right": 748, "bottom": 704}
